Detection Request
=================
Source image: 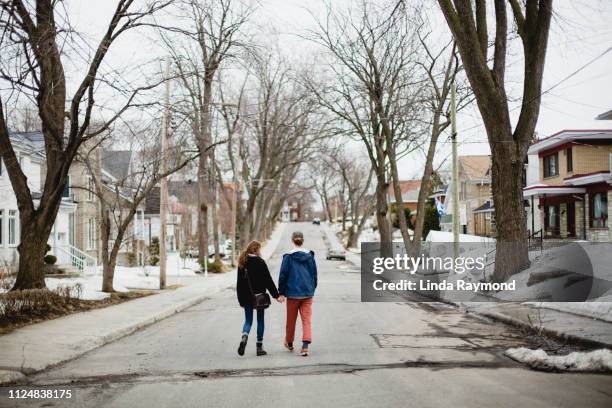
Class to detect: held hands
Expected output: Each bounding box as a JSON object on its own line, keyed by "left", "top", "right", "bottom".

{"left": 276, "top": 295, "right": 286, "bottom": 303}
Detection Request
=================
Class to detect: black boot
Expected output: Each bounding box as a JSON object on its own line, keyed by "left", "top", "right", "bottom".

{"left": 256, "top": 342, "right": 267, "bottom": 356}
{"left": 237, "top": 334, "right": 248, "bottom": 356}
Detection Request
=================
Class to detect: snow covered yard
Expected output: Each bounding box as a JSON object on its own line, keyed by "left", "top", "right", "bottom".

{"left": 45, "top": 252, "right": 202, "bottom": 300}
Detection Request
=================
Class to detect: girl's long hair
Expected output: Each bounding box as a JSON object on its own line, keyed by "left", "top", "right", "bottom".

{"left": 238, "top": 240, "right": 262, "bottom": 269}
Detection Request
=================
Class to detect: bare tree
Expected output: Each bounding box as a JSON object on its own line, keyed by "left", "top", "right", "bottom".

{"left": 437, "top": 0, "right": 553, "bottom": 281}
{"left": 236, "top": 52, "right": 325, "bottom": 247}
{"left": 7, "top": 103, "right": 41, "bottom": 132}
{"left": 0, "top": 0, "right": 170, "bottom": 290}
{"left": 409, "top": 20, "right": 471, "bottom": 252}
{"left": 306, "top": 0, "right": 426, "bottom": 248}
{"left": 331, "top": 148, "right": 375, "bottom": 248}
{"left": 80, "top": 121, "right": 205, "bottom": 292}
{"left": 161, "top": 0, "right": 251, "bottom": 266}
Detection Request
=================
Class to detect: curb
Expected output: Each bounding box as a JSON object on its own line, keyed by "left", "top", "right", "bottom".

{"left": 473, "top": 309, "right": 612, "bottom": 349}
{"left": 0, "top": 291, "right": 210, "bottom": 385}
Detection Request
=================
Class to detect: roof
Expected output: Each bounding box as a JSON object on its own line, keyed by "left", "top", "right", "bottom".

{"left": 596, "top": 110, "right": 612, "bottom": 120}
{"left": 101, "top": 150, "right": 132, "bottom": 181}
{"left": 458, "top": 155, "right": 491, "bottom": 181}
{"left": 8, "top": 131, "right": 45, "bottom": 159}
{"left": 387, "top": 180, "right": 421, "bottom": 199}
{"left": 473, "top": 201, "right": 494, "bottom": 213}
{"left": 527, "top": 129, "right": 612, "bottom": 155}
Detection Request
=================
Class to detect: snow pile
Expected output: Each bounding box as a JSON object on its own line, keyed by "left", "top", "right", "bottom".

{"left": 505, "top": 347, "right": 612, "bottom": 372}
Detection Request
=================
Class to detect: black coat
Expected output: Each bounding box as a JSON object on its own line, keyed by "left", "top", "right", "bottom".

{"left": 236, "top": 255, "right": 279, "bottom": 307}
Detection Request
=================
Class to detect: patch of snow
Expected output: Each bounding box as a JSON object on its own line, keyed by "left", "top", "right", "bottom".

{"left": 425, "top": 230, "right": 495, "bottom": 243}
{"left": 42, "top": 252, "right": 202, "bottom": 300}
{"left": 505, "top": 347, "right": 612, "bottom": 372}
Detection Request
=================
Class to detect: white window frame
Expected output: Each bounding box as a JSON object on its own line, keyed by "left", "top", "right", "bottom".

{"left": 8, "top": 210, "right": 18, "bottom": 246}
{"left": 87, "top": 176, "right": 95, "bottom": 202}
{"left": 87, "top": 218, "right": 96, "bottom": 250}
{"left": 62, "top": 175, "right": 72, "bottom": 199}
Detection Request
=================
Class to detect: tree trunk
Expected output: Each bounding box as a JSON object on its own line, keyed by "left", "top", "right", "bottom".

{"left": 100, "top": 212, "right": 114, "bottom": 293}
{"left": 211, "top": 177, "right": 221, "bottom": 264}
{"left": 197, "top": 156, "right": 209, "bottom": 266}
{"left": 411, "top": 116, "right": 443, "bottom": 256}
{"left": 12, "top": 215, "right": 49, "bottom": 290}
{"left": 491, "top": 141, "right": 529, "bottom": 282}
{"left": 374, "top": 177, "right": 391, "bottom": 243}
{"left": 388, "top": 147, "right": 412, "bottom": 252}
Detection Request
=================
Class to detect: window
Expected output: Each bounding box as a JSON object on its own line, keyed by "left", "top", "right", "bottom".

{"left": 543, "top": 153, "right": 558, "bottom": 178}
{"left": 62, "top": 175, "right": 71, "bottom": 199}
{"left": 87, "top": 176, "right": 95, "bottom": 201}
{"left": 8, "top": 210, "right": 18, "bottom": 245}
{"left": 87, "top": 218, "right": 96, "bottom": 250}
{"left": 590, "top": 193, "right": 608, "bottom": 228}
{"left": 566, "top": 148, "right": 573, "bottom": 173}
{"left": 0, "top": 210, "right": 3, "bottom": 245}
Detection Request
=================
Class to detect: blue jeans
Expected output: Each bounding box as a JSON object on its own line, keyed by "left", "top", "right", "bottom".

{"left": 242, "top": 305, "right": 265, "bottom": 342}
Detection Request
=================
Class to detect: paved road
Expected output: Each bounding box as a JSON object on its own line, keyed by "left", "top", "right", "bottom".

{"left": 3, "top": 222, "right": 612, "bottom": 407}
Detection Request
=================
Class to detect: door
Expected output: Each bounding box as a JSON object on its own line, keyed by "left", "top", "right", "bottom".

{"left": 567, "top": 202, "right": 575, "bottom": 237}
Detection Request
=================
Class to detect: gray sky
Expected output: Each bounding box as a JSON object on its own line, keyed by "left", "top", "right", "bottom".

{"left": 67, "top": 0, "right": 612, "bottom": 179}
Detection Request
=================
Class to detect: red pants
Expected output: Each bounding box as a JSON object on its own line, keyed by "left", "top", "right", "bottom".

{"left": 285, "top": 297, "right": 313, "bottom": 343}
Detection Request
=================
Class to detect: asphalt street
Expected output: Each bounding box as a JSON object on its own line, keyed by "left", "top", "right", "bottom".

{"left": 2, "top": 222, "right": 611, "bottom": 408}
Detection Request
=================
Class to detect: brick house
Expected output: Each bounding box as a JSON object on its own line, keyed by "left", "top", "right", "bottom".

{"left": 523, "top": 129, "right": 612, "bottom": 241}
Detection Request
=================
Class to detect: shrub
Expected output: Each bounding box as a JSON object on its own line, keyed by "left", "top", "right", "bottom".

{"left": 149, "top": 255, "right": 159, "bottom": 266}
{"left": 0, "top": 284, "right": 83, "bottom": 320}
{"left": 44, "top": 254, "right": 57, "bottom": 265}
{"left": 0, "top": 268, "right": 15, "bottom": 291}
{"left": 199, "top": 259, "right": 224, "bottom": 273}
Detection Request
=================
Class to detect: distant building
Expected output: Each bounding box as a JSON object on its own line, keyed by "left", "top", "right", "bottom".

{"left": 457, "top": 155, "right": 493, "bottom": 236}
{"left": 387, "top": 180, "right": 421, "bottom": 215}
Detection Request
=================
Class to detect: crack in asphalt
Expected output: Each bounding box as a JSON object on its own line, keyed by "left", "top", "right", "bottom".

{"left": 14, "top": 360, "right": 519, "bottom": 389}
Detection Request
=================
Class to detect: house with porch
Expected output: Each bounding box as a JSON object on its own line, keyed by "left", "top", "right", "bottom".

{"left": 0, "top": 132, "right": 78, "bottom": 272}
{"left": 523, "top": 129, "right": 612, "bottom": 241}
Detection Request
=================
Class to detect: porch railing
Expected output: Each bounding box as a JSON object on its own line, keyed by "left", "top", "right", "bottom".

{"left": 53, "top": 244, "right": 99, "bottom": 277}
{"left": 528, "top": 229, "right": 543, "bottom": 253}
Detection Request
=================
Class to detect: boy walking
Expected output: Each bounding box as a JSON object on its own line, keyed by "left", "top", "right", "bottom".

{"left": 278, "top": 231, "right": 318, "bottom": 356}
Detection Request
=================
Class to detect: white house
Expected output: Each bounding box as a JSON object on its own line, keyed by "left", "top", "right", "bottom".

{"left": 0, "top": 132, "right": 77, "bottom": 271}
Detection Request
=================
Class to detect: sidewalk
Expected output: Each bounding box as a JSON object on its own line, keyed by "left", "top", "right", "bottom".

{"left": 0, "top": 223, "right": 285, "bottom": 385}
{"left": 321, "top": 223, "right": 612, "bottom": 348}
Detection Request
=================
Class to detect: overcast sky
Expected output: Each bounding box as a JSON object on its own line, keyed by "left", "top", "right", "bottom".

{"left": 66, "top": 0, "right": 612, "bottom": 180}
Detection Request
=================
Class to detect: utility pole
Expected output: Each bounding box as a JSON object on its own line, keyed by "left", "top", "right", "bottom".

{"left": 160, "top": 57, "right": 170, "bottom": 289}
{"left": 451, "top": 81, "right": 459, "bottom": 259}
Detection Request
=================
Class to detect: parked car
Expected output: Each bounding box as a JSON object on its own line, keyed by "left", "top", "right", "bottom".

{"left": 312, "top": 217, "right": 321, "bottom": 225}
{"left": 326, "top": 246, "right": 346, "bottom": 261}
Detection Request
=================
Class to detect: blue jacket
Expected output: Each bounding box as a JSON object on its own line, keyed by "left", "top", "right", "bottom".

{"left": 278, "top": 250, "right": 317, "bottom": 298}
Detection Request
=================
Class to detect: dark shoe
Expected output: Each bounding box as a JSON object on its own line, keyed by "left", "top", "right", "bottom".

{"left": 300, "top": 347, "right": 309, "bottom": 357}
{"left": 237, "top": 334, "right": 248, "bottom": 356}
{"left": 256, "top": 343, "right": 267, "bottom": 356}
{"left": 284, "top": 340, "right": 294, "bottom": 352}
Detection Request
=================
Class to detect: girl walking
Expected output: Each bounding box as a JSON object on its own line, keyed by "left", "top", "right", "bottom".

{"left": 236, "top": 240, "right": 283, "bottom": 356}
